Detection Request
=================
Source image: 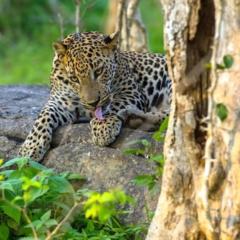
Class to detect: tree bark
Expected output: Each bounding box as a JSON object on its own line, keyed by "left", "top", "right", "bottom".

{"left": 105, "top": 0, "right": 148, "bottom": 52}
{"left": 146, "top": 0, "right": 240, "bottom": 239}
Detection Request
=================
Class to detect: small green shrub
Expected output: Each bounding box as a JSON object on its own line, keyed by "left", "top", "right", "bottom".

{"left": 124, "top": 118, "right": 168, "bottom": 191}
{"left": 0, "top": 157, "right": 145, "bottom": 240}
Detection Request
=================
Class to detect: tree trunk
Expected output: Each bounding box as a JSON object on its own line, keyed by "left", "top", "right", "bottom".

{"left": 105, "top": 0, "right": 148, "bottom": 52}
{"left": 146, "top": 0, "right": 240, "bottom": 239}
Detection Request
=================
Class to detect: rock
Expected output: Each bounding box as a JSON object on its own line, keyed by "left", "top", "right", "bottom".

{"left": 0, "top": 85, "right": 162, "bottom": 224}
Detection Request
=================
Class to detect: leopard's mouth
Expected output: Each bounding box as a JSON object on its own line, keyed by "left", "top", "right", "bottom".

{"left": 81, "top": 94, "right": 110, "bottom": 111}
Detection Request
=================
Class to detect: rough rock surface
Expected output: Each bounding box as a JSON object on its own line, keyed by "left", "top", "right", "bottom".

{"left": 0, "top": 85, "right": 162, "bottom": 223}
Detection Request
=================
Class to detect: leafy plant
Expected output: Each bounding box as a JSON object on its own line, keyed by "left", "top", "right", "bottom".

{"left": 152, "top": 117, "right": 169, "bottom": 142}
{"left": 132, "top": 152, "right": 165, "bottom": 191}
{"left": 123, "top": 139, "right": 151, "bottom": 156}
{"left": 0, "top": 157, "right": 144, "bottom": 240}
{"left": 124, "top": 118, "right": 168, "bottom": 191}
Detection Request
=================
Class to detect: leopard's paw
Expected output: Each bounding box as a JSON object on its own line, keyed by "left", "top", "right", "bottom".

{"left": 90, "top": 115, "right": 122, "bottom": 146}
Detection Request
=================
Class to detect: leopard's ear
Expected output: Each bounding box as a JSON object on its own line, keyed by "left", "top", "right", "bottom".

{"left": 53, "top": 41, "right": 67, "bottom": 54}
{"left": 103, "top": 31, "right": 119, "bottom": 50}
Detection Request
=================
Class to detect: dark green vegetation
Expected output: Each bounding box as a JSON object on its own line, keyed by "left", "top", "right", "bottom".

{"left": 0, "top": 157, "right": 146, "bottom": 240}
{"left": 0, "top": 0, "right": 164, "bottom": 85}
{"left": 124, "top": 118, "right": 168, "bottom": 192}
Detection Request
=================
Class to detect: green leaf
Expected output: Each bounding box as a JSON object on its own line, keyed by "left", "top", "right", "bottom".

{"left": 7, "top": 218, "right": 18, "bottom": 231}
{"left": 141, "top": 139, "right": 151, "bottom": 147}
{"left": 40, "top": 210, "right": 51, "bottom": 222}
{"left": 0, "top": 170, "right": 14, "bottom": 177}
{"left": 67, "top": 173, "right": 86, "bottom": 181}
{"left": 44, "top": 219, "right": 57, "bottom": 228}
{"left": 153, "top": 117, "right": 169, "bottom": 142}
{"left": 216, "top": 103, "right": 228, "bottom": 121}
{"left": 223, "top": 54, "right": 234, "bottom": 69}
{"left": 0, "top": 224, "right": 9, "bottom": 240}
{"left": 0, "top": 181, "right": 14, "bottom": 192}
{"left": 0, "top": 200, "right": 21, "bottom": 223}
{"left": 48, "top": 176, "right": 74, "bottom": 194}
{"left": 132, "top": 175, "right": 156, "bottom": 189}
{"left": 12, "top": 196, "right": 24, "bottom": 205}
{"left": 150, "top": 154, "right": 164, "bottom": 165}
{"left": 23, "top": 185, "right": 49, "bottom": 204}
{"left": 28, "top": 160, "right": 49, "bottom": 171}
{"left": 99, "top": 192, "right": 115, "bottom": 204}
{"left": 86, "top": 221, "right": 95, "bottom": 232}
{"left": 159, "top": 117, "right": 169, "bottom": 133}
{"left": 25, "top": 219, "right": 42, "bottom": 231}
{"left": 0, "top": 157, "right": 29, "bottom": 169}
{"left": 98, "top": 207, "right": 113, "bottom": 222}
{"left": 123, "top": 148, "right": 145, "bottom": 156}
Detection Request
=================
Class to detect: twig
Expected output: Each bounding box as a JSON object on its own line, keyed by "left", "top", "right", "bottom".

{"left": 22, "top": 208, "right": 39, "bottom": 240}
{"left": 57, "top": 13, "right": 64, "bottom": 40}
{"left": 75, "top": 0, "right": 81, "bottom": 33}
{"left": 45, "top": 202, "right": 80, "bottom": 240}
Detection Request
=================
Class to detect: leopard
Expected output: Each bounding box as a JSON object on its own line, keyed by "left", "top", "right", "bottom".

{"left": 19, "top": 31, "right": 172, "bottom": 161}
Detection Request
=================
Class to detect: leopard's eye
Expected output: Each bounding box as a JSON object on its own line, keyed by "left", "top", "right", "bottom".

{"left": 67, "top": 71, "right": 78, "bottom": 83}
{"left": 94, "top": 67, "right": 104, "bottom": 79}
{"left": 71, "top": 76, "right": 78, "bottom": 82}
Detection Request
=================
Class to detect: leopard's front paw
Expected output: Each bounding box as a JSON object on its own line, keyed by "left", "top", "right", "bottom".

{"left": 90, "top": 115, "right": 122, "bottom": 146}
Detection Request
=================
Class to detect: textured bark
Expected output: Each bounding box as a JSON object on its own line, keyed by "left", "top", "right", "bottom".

{"left": 105, "top": 0, "right": 148, "bottom": 52}
{"left": 105, "top": 0, "right": 119, "bottom": 34}
{"left": 146, "top": 0, "right": 240, "bottom": 239}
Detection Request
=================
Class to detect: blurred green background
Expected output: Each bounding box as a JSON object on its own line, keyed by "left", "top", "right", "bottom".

{"left": 0, "top": 0, "right": 164, "bottom": 85}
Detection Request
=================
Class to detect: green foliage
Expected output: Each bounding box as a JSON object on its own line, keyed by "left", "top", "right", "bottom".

{"left": 0, "top": 157, "right": 144, "bottom": 239}
{"left": 217, "top": 54, "right": 234, "bottom": 70}
{"left": 125, "top": 118, "right": 168, "bottom": 191}
{"left": 0, "top": 224, "right": 9, "bottom": 240}
{"left": 123, "top": 139, "right": 151, "bottom": 156}
{"left": 216, "top": 103, "right": 228, "bottom": 121}
{"left": 132, "top": 175, "right": 157, "bottom": 191}
{"left": 140, "top": 0, "right": 164, "bottom": 53}
{"left": 152, "top": 117, "right": 169, "bottom": 142}
{"left": 63, "top": 215, "right": 145, "bottom": 240}
{"left": 223, "top": 54, "right": 234, "bottom": 68}
{"left": 84, "top": 190, "right": 133, "bottom": 223}
{"left": 205, "top": 54, "right": 234, "bottom": 70}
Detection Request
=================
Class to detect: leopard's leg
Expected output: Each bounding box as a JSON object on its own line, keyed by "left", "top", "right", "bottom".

{"left": 123, "top": 108, "right": 169, "bottom": 124}
{"left": 19, "top": 93, "right": 82, "bottom": 161}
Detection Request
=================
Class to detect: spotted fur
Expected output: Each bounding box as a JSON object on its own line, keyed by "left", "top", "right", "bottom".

{"left": 19, "top": 32, "right": 171, "bottom": 161}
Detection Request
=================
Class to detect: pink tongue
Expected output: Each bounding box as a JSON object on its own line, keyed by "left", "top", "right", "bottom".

{"left": 94, "top": 107, "right": 104, "bottom": 120}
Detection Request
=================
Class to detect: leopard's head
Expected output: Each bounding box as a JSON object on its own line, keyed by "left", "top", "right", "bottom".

{"left": 52, "top": 32, "right": 119, "bottom": 110}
